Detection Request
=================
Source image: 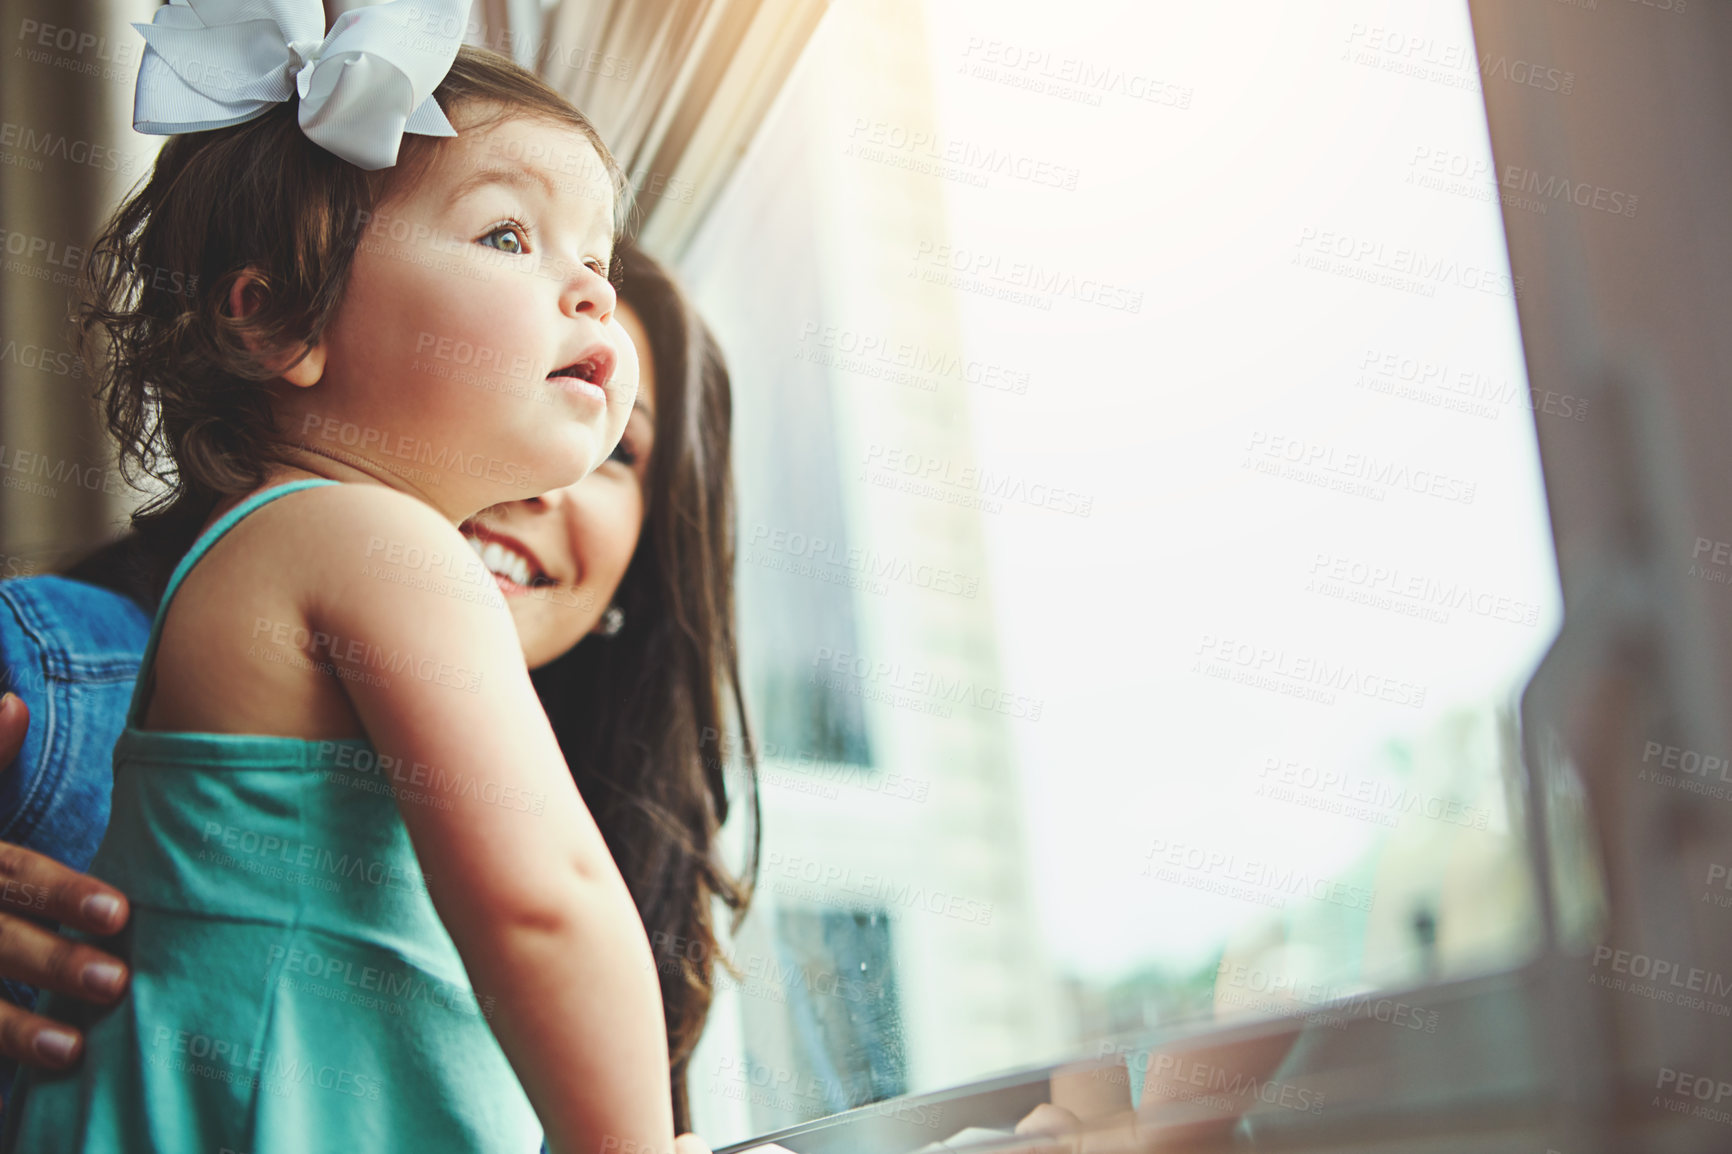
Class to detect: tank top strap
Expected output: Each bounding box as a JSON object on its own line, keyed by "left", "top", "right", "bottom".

{"left": 123, "top": 478, "right": 340, "bottom": 730}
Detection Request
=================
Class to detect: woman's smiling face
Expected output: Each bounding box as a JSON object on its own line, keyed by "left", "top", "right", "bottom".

{"left": 462, "top": 301, "right": 659, "bottom": 670}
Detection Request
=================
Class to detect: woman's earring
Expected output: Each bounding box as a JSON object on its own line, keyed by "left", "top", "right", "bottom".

{"left": 597, "top": 605, "right": 625, "bottom": 637}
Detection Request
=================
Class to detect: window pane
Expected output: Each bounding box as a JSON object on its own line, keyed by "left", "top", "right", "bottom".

{"left": 679, "top": 0, "right": 1565, "bottom": 1138}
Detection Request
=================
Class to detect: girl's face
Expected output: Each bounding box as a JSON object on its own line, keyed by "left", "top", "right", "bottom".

{"left": 463, "top": 302, "right": 659, "bottom": 670}
{"left": 296, "top": 112, "right": 636, "bottom": 522}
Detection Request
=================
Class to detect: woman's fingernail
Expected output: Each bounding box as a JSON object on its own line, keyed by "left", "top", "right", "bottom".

{"left": 81, "top": 893, "right": 122, "bottom": 929}
{"left": 33, "top": 1028, "right": 78, "bottom": 1065}
{"left": 82, "top": 961, "right": 126, "bottom": 997}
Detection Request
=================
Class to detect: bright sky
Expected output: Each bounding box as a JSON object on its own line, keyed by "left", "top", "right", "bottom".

{"left": 920, "top": 0, "right": 1563, "bottom": 980}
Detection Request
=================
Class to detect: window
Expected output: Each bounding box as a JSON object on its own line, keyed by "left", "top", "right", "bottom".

{"left": 678, "top": 0, "right": 1571, "bottom": 1141}
{"left": 736, "top": 325, "right": 876, "bottom": 769}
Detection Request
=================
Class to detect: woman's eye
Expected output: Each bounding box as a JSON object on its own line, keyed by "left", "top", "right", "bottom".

{"left": 608, "top": 439, "right": 638, "bottom": 467}
{"left": 480, "top": 224, "right": 527, "bottom": 254}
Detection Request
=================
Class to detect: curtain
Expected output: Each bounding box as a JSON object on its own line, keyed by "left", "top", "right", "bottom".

{"left": 486, "top": 0, "right": 827, "bottom": 255}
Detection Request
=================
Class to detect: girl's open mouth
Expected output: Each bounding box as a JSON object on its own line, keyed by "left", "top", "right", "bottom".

{"left": 546, "top": 344, "right": 616, "bottom": 404}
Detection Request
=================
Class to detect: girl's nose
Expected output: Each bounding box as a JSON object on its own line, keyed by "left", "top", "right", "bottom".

{"left": 562, "top": 260, "right": 617, "bottom": 323}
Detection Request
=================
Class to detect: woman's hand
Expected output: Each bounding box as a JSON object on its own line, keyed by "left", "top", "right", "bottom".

{"left": 0, "top": 693, "right": 132, "bottom": 1084}
{"left": 674, "top": 1134, "right": 798, "bottom": 1154}
{"left": 1013, "top": 1104, "right": 1147, "bottom": 1154}
{"left": 1007, "top": 1055, "right": 1144, "bottom": 1153}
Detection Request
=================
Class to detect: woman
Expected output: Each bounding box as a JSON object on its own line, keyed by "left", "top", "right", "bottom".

{"left": 0, "top": 240, "right": 759, "bottom": 1136}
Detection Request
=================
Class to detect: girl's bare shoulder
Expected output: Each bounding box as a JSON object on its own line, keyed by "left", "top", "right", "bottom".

{"left": 145, "top": 482, "right": 457, "bottom": 736}
{"left": 240, "top": 481, "right": 466, "bottom": 574}
{"left": 194, "top": 481, "right": 479, "bottom": 634}
{"left": 247, "top": 483, "right": 501, "bottom": 627}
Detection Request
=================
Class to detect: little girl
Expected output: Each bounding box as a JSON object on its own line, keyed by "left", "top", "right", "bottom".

{"left": 2, "top": 6, "right": 678, "bottom": 1153}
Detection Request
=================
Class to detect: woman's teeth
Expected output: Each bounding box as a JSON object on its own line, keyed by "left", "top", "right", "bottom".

{"left": 466, "top": 536, "right": 538, "bottom": 587}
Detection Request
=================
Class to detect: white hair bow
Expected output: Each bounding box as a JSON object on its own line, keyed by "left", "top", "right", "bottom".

{"left": 130, "top": 0, "right": 475, "bottom": 171}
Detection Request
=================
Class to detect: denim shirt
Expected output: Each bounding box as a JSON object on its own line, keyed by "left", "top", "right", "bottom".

{"left": 0, "top": 576, "right": 149, "bottom": 1109}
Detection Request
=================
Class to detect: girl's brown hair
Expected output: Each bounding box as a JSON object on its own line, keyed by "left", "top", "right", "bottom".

{"left": 78, "top": 43, "right": 624, "bottom": 554}
{"left": 529, "top": 238, "right": 759, "bottom": 1131}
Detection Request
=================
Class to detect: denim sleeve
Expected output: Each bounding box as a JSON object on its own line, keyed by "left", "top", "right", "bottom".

{"left": 0, "top": 576, "right": 148, "bottom": 1112}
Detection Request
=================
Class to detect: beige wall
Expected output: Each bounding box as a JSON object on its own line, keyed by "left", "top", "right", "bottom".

{"left": 0, "top": 0, "right": 162, "bottom": 572}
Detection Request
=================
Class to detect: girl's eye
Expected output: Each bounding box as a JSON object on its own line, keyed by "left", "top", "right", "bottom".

{"left": 480, "top": 223, "right": 527, "bottom": 255}
{"left": 608, "top": 438, "right": 638, "bottom": 468}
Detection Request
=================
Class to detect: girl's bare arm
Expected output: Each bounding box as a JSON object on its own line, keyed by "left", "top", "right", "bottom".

{"left": 306, "top": 486, "right": 675, "bottom": 1154}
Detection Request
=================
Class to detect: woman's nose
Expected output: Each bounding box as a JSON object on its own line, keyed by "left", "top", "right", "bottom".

{"left": 521, "top": 481, "right": 583, "bottom": 513}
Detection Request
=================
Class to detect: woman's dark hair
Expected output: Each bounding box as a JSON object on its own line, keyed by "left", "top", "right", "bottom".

{"left": 77, "top": 42, "right": 624, "bottom": 563}
{"left": 63, "top": 235, "right": 762, "bottom": 1131}
{"left": 529, "top": 238, "right": 759, "bottom": 1130}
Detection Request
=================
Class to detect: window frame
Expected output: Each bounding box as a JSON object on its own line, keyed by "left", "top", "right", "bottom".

{"left": 713, "top": 3, "right": 1732, "bottom": 1149}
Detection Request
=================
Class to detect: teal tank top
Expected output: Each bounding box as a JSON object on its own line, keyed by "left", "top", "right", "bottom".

{"left": 1, "top": 479, "right": 543, "bottom": 1153}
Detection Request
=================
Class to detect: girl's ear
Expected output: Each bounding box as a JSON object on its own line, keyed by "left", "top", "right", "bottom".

{"left": 275, "top": 342, "right": 327, "bottom": 389}
{"left": 226, "top": 269, "right": 326, "bottom": 389}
